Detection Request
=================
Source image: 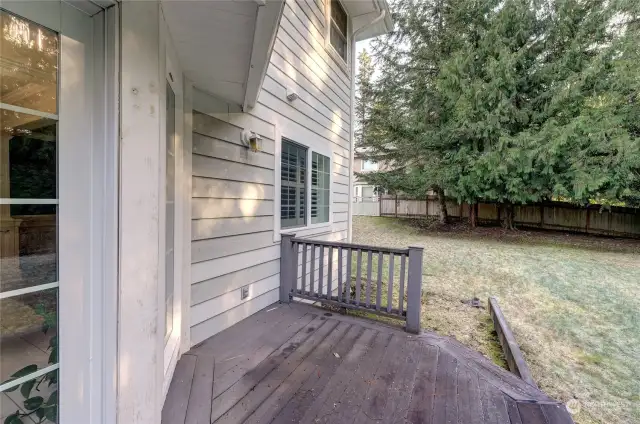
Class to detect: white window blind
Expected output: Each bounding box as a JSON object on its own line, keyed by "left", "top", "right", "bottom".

{"left": 281, "top": 139, "right": 307, "bottom": 228}
{"left": 311, "top": 152, "right": 330, "bottom": 224}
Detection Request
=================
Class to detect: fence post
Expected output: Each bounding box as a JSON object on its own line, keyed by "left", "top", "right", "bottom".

{"left": 395, "top": 194, "right": 398, "bottom": 217}
{"left": 280, "top": 233, "right": 296, "bottom": 303}
{"left": 406, "top": 245, "right": 424, "bottom": 334}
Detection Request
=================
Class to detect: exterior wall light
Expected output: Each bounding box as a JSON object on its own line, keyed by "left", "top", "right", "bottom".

{"left": 241, "top": 129, "right": 263, "bottom": 152}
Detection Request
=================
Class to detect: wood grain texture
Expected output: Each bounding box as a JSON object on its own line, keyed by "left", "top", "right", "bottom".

{"left": 163, "top": 302, "right": 574, "bottom": 424}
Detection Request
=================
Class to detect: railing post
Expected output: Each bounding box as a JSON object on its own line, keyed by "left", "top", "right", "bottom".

{"left": 280, "top": 234, "right": 295, "bottom": 303}
{"left": 406, "top": 245, "right": 424, "bottom": 334}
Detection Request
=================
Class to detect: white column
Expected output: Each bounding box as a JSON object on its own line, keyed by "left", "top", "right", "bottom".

{"left": 118, "top": 2, "right": 163, "bottom": 423}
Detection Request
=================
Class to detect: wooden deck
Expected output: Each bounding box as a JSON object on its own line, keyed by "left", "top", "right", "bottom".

{"left": 162, "top": 302, "right": 574, "bottom": 424}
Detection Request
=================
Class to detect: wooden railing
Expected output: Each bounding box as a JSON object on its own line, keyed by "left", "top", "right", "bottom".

{"left": 280, "top": 234, "right": 424, "bottom": 333}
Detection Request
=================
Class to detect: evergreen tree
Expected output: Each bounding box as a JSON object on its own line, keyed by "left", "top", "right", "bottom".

{"left": 358, "top": 0, "right": 640, "bottom": 228}
{"left": 355, "top": 50, "right": 375, "bottom": 148}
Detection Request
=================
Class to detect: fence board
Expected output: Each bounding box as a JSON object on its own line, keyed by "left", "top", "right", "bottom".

{"left": 372, "top": 196, "right": 640, "bottom": 238}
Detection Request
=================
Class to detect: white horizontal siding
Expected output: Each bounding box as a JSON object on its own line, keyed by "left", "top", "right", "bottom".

{"left": 189, "top": 0, "right": 354, "bottom": 347}
{"left": 191, "top": 288, "right": 280, "bottom": 346}
{"left": 193, "top": 155, "right": 273, "bottom": 183}
{"left": 191, "top": 259, "right": 280, "bottom": 306}
{"left": 192, "top": 231, "right": 275, "bottom": 263}
{"left": 192, "top": 178, "right": 274, "bottom": 200}
{"left": 192, "top": 216, "right": 274, "bottom": 240}
{"left": 191, "top": 274, "right": 280, "bottom": 325}
{"left": 192, "top": 245, "right": 280, "bottom": 284}
{"left": 192, "top": 198, "right": 273, "bottom": 219}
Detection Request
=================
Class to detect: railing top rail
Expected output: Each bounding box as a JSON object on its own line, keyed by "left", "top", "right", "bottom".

{"left": 291, "top": 238, "right": 410, "bottom": 256}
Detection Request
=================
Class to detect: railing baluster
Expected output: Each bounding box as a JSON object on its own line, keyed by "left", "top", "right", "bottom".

{"left": 309, "top": 244, "right": 315, "bottom": 296}
{"left": 387, "top": 253, "right": 394, "bottom": 313}
{"left": 346, "top": 248, "right": 352, "bottom": 304}
{"left": 376, "top": 251, "right": 383, "bottom": 311}
{"left": 355, "top": 249, "right": 362, "bottom": 306}
{"left": 286, "top": 237, "right": 418, "bottom": 334}
{"left": 399, "top": 255, "right": 406, "bottom": 315}
{"left": 337, "top": 247, "right": 343, "bottom": 302}
{"left": 301, "top": 243, "right": 307, "bottom": 295}
{"left": 327, "top": 246, "right": 333, "bottom": 299}
{"left": 366, "top": 250, "right": 373, "bottom": 307}
{"left": 318, "top": 245, "right": 324, "bottom": 297}
{"left": 292, "top": 242, "right": 299, "bottom": 293}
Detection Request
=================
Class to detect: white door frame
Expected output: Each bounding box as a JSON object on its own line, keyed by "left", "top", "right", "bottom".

{"left": 160, "top": 4, "right": 185, "bottom": 395}
{"left": 0, "top": 2, "right": 119, "bottom": 424}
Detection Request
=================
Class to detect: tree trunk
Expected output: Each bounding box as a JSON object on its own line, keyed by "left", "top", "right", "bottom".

{"left": 436, "top": 187, "right": 448, "bottom": 224}
{"left": 502, "top": 202, "right": 515, "bottom": 230}
{"left": 469, "top": 203, "right": 477, "bottom": 228}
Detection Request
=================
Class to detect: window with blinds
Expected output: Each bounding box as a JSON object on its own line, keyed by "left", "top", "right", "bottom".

{"left": 311, "top": 152, "right": 331, "bottom": 224}
{"left": 329, "top": 0, "right": 348, "bottom": 62}
{"left": 281, "top": 139, "right": 308, "bottom": 228}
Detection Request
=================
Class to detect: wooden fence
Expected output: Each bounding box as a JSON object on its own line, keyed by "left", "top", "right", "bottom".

{"left": 379, "top": 195, "right": 640, "bottom": 238}
{"left": 279, "top": 234, "right": 424, "bottom": 333}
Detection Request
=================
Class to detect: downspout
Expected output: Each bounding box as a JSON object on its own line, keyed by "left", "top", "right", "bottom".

{"left": 348, "top": 9, "right": 386, "bottom": 241}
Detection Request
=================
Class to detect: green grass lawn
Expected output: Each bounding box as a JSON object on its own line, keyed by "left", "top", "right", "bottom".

{"left": 351, "top": 216, "right": 640, "bottom": 424}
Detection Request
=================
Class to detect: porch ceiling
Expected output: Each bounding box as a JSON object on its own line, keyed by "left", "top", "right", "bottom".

{"left": 161, "top": 0, "right": 284, "bottom": 111}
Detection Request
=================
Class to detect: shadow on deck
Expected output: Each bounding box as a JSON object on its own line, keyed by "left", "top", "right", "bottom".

{"left": 162, "top": 302, "right": 573, "bottom": 424}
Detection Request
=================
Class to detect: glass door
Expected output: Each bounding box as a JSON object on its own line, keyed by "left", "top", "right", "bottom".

{"left": 0, "top": 3, "right": 101, "bottom": 422}
{"left": 0, "top": 10, "right": 60, "bottom": 423}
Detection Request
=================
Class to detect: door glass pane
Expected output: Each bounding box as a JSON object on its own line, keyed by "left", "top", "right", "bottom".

{"left": 165, "top": 82, "right": 175, "bottom": 343}
{"left": 0, "top": 10, "right": 58, "bottom": 424}
{"left": 0, "top": 12, "right": 58, "bottom": 114}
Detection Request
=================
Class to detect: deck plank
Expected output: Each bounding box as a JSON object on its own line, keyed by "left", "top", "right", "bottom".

{"left": 164, "top": 301, "right": 574, "bottom": 424}
{"left": 162, "top": 354, "right": 196, "bottom": 424}
{"left": 184, "top": 354, "right": 215, "bottom": 424}
{"left": 212, "top": 317, "right": 339, "bottom": 423}
{"left": 517, "top": 402, "right": 549, "bottom": 424}
{"left": 353, "top": 337, "right": 421, "bottom": 423}
{"left": 190, "top": 304, "right": 301, "bottom": 359}
{"left": 456, "top": 364, "right": 483, "bottom": 424}
{"left": 541, "top": 404, "right": 573, "bottom": 424}
{"left": 268, "top": 324, "right": 367, "bottom": 423}
{"left": 405, "top": 343, "right": 439, "bottom": 424}
{"left": 294, "top": 328, "right": 378, "bottom": 423}
{"left": 432, "top": 349, "right": 458, "bottom": 424}
{"left": 244, "top": 322, "right": 362, "bottom": 424}
{"left": 211, "top": 311, "right": 316, "bottom": 397}
{"left": 303, "top": 330, "right": 393, "bottom": 423}
{"left": 505, "top": 397, "right": 524, "bottom": 424}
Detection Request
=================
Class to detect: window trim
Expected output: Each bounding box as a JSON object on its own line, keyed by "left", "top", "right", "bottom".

{"left": 325, "top": 0, "right": 351, "bottom": 73}
{"left": 274, "top": 127, "right": 334, "bottom": 242}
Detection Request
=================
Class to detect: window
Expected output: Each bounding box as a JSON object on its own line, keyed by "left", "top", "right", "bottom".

{"left": 329, "top": 0, "right": 348, "bottom": 62}
{"left": 362, "top": 160, "right": 378, "bottom": 171}
{"left": 281, "top": 139, "right": 307, "bottom": 228}
{"left": 312, "top": 152, "right": 331, "bottom": 224}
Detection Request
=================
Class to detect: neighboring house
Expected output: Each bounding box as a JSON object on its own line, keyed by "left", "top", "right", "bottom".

{"left": 353, "top": 148, "right": 380, "bottom": 201}
{"left": 0, "top": 1, "right": 392, "bottom": 423}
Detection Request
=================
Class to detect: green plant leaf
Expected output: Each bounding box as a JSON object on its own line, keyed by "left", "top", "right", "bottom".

{"left": 4, "top": 413, "right": 23, "bottom": 424}
{"left": 20, "top": 379, "right": 35, "bottom": 399}
{"left": 10, "top": 365, "right": 37, "bottom": 378}
{"left": 45, "top": 370, "right": 57, "bottom": 386}
{"left": 44, "top": 405, "right": 57, "bottom": 422}
{"left": 46, "top": 390, "right": 57, "bottom": 406}
{"left": 35, "top": 408, "right": 45, "bottom": 420}
{"left": 23, "top": 396, "right": 44, "bottom": 411}
{"left": 48, "top": 346, "right": 57, "bottom": 364}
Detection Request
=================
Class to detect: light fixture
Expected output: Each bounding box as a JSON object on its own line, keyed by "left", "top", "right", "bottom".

{"left": 286, "top": 87, "right": 299, "bottom": 102}
{"left": 241, "top": 129, "right": 263, "bottom": 152}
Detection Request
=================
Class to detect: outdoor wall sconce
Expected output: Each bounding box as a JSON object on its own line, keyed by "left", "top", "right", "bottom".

{"left": 241, "top": 129, "right": 263, "bottom": 152}
{"left": 286, "top": 87, "right": 299, "bottom": 102}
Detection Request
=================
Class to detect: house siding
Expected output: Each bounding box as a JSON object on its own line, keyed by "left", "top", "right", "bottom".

{"left": 189, "top": 0, "right": 352, "bottom": 347}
